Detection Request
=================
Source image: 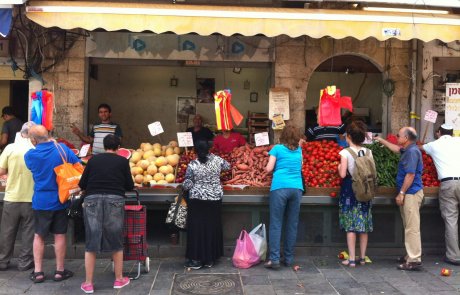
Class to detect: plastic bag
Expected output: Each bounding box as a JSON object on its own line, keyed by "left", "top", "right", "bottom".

{"left": 232, "top": 230, "right": 260, "bottom": 269}
{"left": 249, "top": 223, "right": 267, "bottom": 261}
{"left": 54, "top": 143, "right": 84, "bottom": 204}
{"left": 318, "top": 86, "right": 353, "bottom": 127}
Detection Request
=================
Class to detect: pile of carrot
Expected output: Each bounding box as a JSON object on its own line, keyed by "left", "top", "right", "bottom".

{"left": 224, "top": 145, "right": 273, "bottom": 187}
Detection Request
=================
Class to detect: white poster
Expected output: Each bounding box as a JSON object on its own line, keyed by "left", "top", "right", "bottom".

{"left": 446, "top": 83, "right": 460, "bottom": 137}
{"left": 269, "top": 88, "right": 290, "bottom": 120}
{"left": 148, "top": 121, "right": 164, "bottom": 137}
{"left": 254, "top": 132, "right": 270, "bottom": 146}
{"left": 177, "top": 132, "right": 194, "bottom": 147}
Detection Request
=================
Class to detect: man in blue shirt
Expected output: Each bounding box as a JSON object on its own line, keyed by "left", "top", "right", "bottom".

{"left": 24, "top": 125, "right": 80, "bottom": 283}
{"left": 375, "top": 127, "right": 424, "bottom": 271}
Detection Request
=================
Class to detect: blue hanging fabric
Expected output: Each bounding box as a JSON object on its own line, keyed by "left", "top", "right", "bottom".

{"left": 0, "top": 8, "right": 13, "bottom": 38}
{"left": 31, "top": 90, "right": 43, "bottom": 125}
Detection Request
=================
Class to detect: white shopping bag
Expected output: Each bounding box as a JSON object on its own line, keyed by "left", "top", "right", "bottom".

{"left": 249, "top": 223, "right": 267, "bottom": 261}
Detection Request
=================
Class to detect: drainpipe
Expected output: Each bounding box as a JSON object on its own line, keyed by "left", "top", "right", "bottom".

{"left": 410, "top": 39, "right": 417, "bottom": 127}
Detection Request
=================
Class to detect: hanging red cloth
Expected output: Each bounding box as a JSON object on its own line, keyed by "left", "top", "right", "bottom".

{"left": 41, "top": 90, "right": 54, "bottom": 131}
{"left": 318, "top": 86, "right": 353, "bottom": 127}
{"left": 214, "top": 89, "right": 243, "bottom": 131}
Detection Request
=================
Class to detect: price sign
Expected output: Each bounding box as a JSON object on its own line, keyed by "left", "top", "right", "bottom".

{"left": 424, "top": 110, "right": 438, "bottom": 123}
{"left": 148, "top": 121, "right": 164, "bottom": 137}
{"left": 177, "top": 132, "right": 194, "bottom": 147}
{"left": 363, "top": 132, "right": 373, "bottom": 144}
{"left": 254, "top": 132, "right": 270, "bottom": 146}
{"left": 79, "top": 144, "right": 91, "bottom": 157}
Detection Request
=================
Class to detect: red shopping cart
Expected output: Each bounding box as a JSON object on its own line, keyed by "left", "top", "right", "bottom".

{"left": 123, "top": 190, "right": 150, "bottom": 279}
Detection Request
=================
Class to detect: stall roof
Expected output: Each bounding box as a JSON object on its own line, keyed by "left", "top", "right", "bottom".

{"left": 26, "top": 1, "right": 460, "bottom": 42}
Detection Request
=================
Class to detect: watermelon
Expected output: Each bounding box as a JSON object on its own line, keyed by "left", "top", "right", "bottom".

{"left": 71, "top": 148, "right": 79, "bottom": 156}
{"left": 117, "top": 148, "right": 132, "bottom": 159}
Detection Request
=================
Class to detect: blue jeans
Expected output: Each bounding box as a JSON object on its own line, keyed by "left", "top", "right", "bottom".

{"left": 268, "top": 188, "right": 302, "bottom": 264}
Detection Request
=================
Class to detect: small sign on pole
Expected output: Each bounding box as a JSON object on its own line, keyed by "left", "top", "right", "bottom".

{"left": 79, "top": 144, "right": 91, "bottom": 158}
{"left": 177, "top": 132, "right": 194, "bottom": 147}
{"left": 254, "top": 132, "right": 270, "bottom": 146}
{"left": 148, "top": 121, "right": 164, "bottom": 137}
{"left": 424, "top": 110, "right": 438, "bottom": 123}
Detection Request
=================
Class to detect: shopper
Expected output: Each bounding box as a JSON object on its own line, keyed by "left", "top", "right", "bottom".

{"left": 186, "top": 114, "right": 214, "bottom": 143}
{"left": 420, "top": 124, "right": 460, "bottom": 266}
{"left": 213, "top": 129, "right": 246, "bottom": 153}
{"left": 264, "top": 125, "right": 303, "bottom": 269}
{"left": 0, "top": 106, "right": 23, "bottom": 149}
{"left": 0, "top": 122, "right": 36, "bottom": 271}
{"left": 71, "top": 103, "right": 123, "bottom": 155}
{"left": 183, "top": 140, "right": 230, "bottom": 269}
{"left": 25, "top": 125, "right": 80, "bottom": 283}
{"left": 79, "top": 134, "right": 134, "bottom": 293}
{"left": 375, "top": 127, "right": 424, "bottom": 271}
{"left": 338, "top": 121, "right": 374, "bottom": 267}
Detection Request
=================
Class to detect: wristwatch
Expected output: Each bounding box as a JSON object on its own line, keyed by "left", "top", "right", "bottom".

{"left": 399, "top": 191, "right": 405, "bottom": 196}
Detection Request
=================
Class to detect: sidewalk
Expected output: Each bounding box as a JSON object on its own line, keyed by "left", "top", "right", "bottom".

{"left": 0, "top": 255, "right": 458, "bottom": 295}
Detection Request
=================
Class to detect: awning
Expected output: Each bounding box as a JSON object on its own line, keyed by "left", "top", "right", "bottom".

{"left": 26, "top": 1, "right": 460, "bottom": 42}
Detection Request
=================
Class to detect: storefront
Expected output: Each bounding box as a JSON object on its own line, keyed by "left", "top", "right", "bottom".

{"left": 1, "top": 1, "right": 459, "bottom": 257}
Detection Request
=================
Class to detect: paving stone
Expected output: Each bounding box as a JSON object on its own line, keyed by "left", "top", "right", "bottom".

{"left": 321, "top": 269, "right": 353, "bottom": 279}
{"left": 327, "top": 277, "right": 359, "bottom": 289}
{"left": 333, "top": 287, "right": 368, "bottom": 295}
{"left": 244, "top": 285, "right": 276, "bottom": 295}
{"left": 297, "top": 281, "right": 338, "bottom": 294}
{"left": 151, "top": 274, "right": 174, "bottom": 290}
{"left": 267, "top": 269, "right": 298, "bottom": 280}
{"left": 312, "top": 257, "right": 341, "bottom": 269}
{"left": 394, "top": 286, "right": 430, "bottom": 295}
{"left": 241, "top": 275, "right": 270, "bottom": 285}
{"left": 296, "top": 273, "right": 326, "bottom": 283}
{"left": 362, "top": 282, "right": 401, "bottom": 294}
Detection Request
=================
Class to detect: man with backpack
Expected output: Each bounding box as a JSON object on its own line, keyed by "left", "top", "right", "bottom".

{"left": 375, "top": 127, "right": 424, "bottom": 271}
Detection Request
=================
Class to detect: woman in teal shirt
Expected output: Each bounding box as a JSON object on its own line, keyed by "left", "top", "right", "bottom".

{"left": 264, "top": 126, "right": 304, "bottom": 269}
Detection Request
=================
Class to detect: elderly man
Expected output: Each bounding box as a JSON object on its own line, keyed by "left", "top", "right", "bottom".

{"left": 0, "top": 122, "right": 36, "bottom": 271}
{"left": 25, "top": 125, "right": 80, "bottom": 283}
{"left": 376, "top": 127, "right": 424, "bottom": 271}
{"left": 186, "top": 114, "right": 214, "bottom": 143}
{"left": 420, "top": 124, "right": 460, "bottom": 265}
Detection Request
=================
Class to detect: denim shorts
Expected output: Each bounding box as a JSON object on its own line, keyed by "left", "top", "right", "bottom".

{"left": 83, "top": 194, "right": 125, "bottom": 253}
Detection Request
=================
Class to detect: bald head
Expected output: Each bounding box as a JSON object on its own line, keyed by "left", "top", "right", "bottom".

{"left": 29, "top": 125, "right": 50, "bottom": 144}
{"left": 401, "top": 126, "right": 418, "bottom": 142}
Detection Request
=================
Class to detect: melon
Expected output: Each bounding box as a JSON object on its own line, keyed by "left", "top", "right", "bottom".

{"left": 153, "top": 147, "right": 162, "bottom": 157}
{"left": 138, "top": 160, "right": 150, "bottom": 170}
{"left": 155, "top": 156, "right": 168, "bottom": 167}
{"left": 149, "top": 180, "right": 157, "bottom": 186}
{"left": 142, "top": 143, "right": 153, "bottom": 152}
{"left": 173, "top": 147, "right": 181, "bottom": 154}
{"left": 165, "top": 173, "right": 175, "bottom": 183}
{"left": 166, "top": 154, "right": 179, "bottom": 166}
{"left": 129, "top": 162, "right": 135, "bottom": 168}
{"left": 165, "top": 147, "right": 174, "bottom": 156}
{"left": 168, "top": 140, "right": 178, "bottom": 148}
{"left": 166, "top": 164, "right": 174, "bottom": 174}
{"left": 134, "top": 174, "right": 144, "bottom": 184}
{"left": 143, "top": 150, "right": 154, "bottom": 160}
{"left": 152, "top": 143, "right": 162, "bottom": 150}
{"left": 140, "top": 142, "right": 146, "bottom": 150}
{"left": 136, "top": 149, "right": 144, "bottom": 156}
{"left": 147, "top": 155, "right": 157, "bottom": 162}
{"left": 131, "top": 167, "right": 143, "bottom": 176}
{"left": 159, "top": 165, "right": 170, "bottom": 175}
{"left": 143, "top": 174, "right": 153, "bottom": 182}
{"left": 157, "top": 180, "right": 168, "bottom": 185}
{"left": 153, "top": 173, "right": 165, "bottom": 182}
{"left": 117, "top": 148, "right": 131, "bottom": 159}
{"left": 147, "top": 164, "right": 158, "bottom": 175}
{"left": 130, "top": 152, "right": 142, "bottom": 163}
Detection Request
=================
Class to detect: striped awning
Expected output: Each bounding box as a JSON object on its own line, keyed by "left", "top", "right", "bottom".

{"left": 26, "top": 1, "right": 460, "bottom": 42}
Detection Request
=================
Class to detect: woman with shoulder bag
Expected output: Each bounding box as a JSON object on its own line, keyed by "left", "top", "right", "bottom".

{"left": 182, "top": 140, "right": 230, "bottom": 270}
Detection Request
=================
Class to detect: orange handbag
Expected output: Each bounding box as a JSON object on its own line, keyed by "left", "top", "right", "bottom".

{"left": 54, "top": 143, "right": 84, "bottom": 204}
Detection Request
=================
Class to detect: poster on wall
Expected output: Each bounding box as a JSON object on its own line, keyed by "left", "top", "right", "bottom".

{"left": 177, "top": 97, "right": 196, "bottom": 124}
{"left": 269, "top": 88, "right": 290, "bottom": 120}
{"left": 445, "top": 83, "right": 460, "bottom": 137}
{"left": 196, "top": 78, "right": 215, "bottom": 103}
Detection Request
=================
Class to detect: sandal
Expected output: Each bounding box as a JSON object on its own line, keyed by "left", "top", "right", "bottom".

{"left": 358, "top": 258, "right": 366, "bottom": 266}
{"left": 397, "top": 256, "right": 407, "bottom": 263}
{"left": 30, "top": 271, "right": 45, "bottom": 283}
{"left": 341, "top": 260, "right": 356, "bottom": 268}
{"left": 397, "top": 262, "right": 422, "bottom": 271}
{"left": 54, "top": 269, "right": 74, "bottom": 281}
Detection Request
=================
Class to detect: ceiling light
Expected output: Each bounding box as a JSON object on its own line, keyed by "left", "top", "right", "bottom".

{"left": 363, "top": 7, "right": 449, "bottom": 15}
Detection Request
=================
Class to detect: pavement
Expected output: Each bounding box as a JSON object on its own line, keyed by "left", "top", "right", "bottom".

{"left": 0, "top": 255, "right": 459, "bottom": 295}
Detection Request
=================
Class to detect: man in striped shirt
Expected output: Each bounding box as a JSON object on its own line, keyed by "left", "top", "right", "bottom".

{"left": 306, "top": 124, "right": 346, "bottom": 142}
{"left": 72, "top": 104, "right": 123, "bottom": 155}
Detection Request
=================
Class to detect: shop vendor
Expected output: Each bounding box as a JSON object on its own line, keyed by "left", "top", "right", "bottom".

{"left": 186, "top": 114, "right": 214, "bottom": 143}
{"left": 213, "top": 129, "right": 246, "bottom": 153}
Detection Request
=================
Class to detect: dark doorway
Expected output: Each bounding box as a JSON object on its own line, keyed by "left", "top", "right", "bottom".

{"left": 9, "top": 80, "right": 28, "bottom": 122}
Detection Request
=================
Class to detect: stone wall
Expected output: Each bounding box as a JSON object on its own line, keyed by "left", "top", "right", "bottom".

{"left": 275, "top": 36, "right": 412, "bottom": 134}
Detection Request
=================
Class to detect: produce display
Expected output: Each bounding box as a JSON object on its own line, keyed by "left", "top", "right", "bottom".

{"left": 301, "top": 140, "right": 342, "bottom": 188}
{"left": 129, "top": 141, "right": 181, "bottom": 186}
{"left": 422, "top": 151, "right": 440, "bottom": 187}
{"left": 175, "top": 151, "right": 196, "bottom": 184}
{"left": 366, "top": 142, "right": 400, "bottom": 187}
{"left": 224, "top": 145, "right": 273, "bottom": 187}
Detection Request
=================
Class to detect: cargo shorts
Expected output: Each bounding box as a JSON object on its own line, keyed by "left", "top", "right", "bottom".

{"left": 83, "top": 194, "right": 125, "bottom": 253}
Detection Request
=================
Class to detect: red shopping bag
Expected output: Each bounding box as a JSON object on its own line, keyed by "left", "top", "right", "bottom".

{"left": 232, "top": 230, "right": 260, "bottom": 269}
{"left": 318, "top": 86, "right": 352, "bottom": 126}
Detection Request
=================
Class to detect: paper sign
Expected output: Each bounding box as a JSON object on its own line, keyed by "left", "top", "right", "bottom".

{"left": 424, "top": 110, "right": 438, "bottom": 123}
{"left": 271, "top": 114, "right": 286, "bottom": 130}
{"left": 79, "top": 144, "right": 91, "bottom": 157}
{"left": 446, "top": 83, "right": 460, "bottom": 136}
{"left": 148, "top": 121, "right": 164, "bottom": 137}
{"left": 177, "top": 132, "right": 194, "bottom": 147}
{"left": 254, "top": 132, "right": 269, "bottom": 146}
{"left": 363, "top": 132, "right": 373, "bottom": 144}
{"left": 269, "top": 88, "right": 290, "bottom": 120}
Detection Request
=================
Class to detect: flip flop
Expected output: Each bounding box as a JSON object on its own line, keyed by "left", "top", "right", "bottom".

{"left": 54, "top": 269, "right": 74, "bottom": 281}
{"left": 341, "top": 260, "right": 356, "bottom": 268}
{"left": 30, "top": 271, "right": 45, "bottom": 283}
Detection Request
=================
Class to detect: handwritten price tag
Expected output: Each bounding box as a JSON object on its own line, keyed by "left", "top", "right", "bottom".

{"left": 254, "top": 132, "right": 270, "bottom": 146}
{"left": 177, "top": 132, "right": 194, "bottom": 147}
{"left": 424, "top": 110, "right": 438, "bottom": 123}
{"left": 79, "top": 144, "right": 91, "bottom": 157}
{"left": 148, "top": 121, "right": 164, "bottom": 137}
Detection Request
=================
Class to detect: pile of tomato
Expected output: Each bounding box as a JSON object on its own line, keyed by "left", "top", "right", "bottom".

{"left": 301, "top": 140, "right": 343, "bottom": 188}
{"left": 422, "top": 152, "right": 440, "bottom": 187}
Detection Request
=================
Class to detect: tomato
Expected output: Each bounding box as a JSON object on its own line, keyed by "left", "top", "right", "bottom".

{"left": 329, "top": 192, "right": 337, "bottom": 198}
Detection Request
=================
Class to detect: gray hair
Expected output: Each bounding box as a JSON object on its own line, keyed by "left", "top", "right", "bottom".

{"left": 20, "top": 121, "right": 37, "bottom": 137}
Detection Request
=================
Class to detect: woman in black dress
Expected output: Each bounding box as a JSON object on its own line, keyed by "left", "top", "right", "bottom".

{"left": 183, "top": 140, "right": 230, "bottom": 269}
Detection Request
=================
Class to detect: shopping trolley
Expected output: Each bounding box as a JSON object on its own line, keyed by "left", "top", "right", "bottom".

{"left": 122, "top": 190, "right": 150, "bottom": 279}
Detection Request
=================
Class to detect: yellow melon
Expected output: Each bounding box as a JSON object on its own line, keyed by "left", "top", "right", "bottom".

{"left": 147, "top": 155, "right": 157, "bottom": 162}
{"left": 131, "top": 167, "right": 143, "bottom": 176}
{"left": 165, "top": 173, "right": 175, "bottom": 183}
{"left": 143, "top": 174, "right": 153, "bottom": 182}
{"left": 168, "top": 140, "right": 178, "bottom": 148}
{"left": 147, "top": 165, "right": 158, "bottom": 175}
{"left": 149, "top": 180, "right": 157, "bottom": 186}
{"left": 130, "top": 152, "right": 142, "bottom": 163}
{"left": 173, "top": 147, "right": 181, "bottom": 155}
{"left": 159, "top": 165, "right": 170, "bottom": 175}
{"left": 152, "top": 143, "right": 162, "bottom": 150}
{"left": 153, "top": 147, "right": 162, "bottom": 157}
{"left": 143, "top": 150, "right": 154, "bottom": 160}
{"left": 165, "top": 147, "right": 174, "bottom": 156}
{"left": 153, "top": 173, "right": 165, "bottom": 182}
{"left": 157, "top": 180, "right": 168, "bottom": 185}
{"left": 142, "top": 143, "right": 153, "bottom": 152}
{"left": 155, "top": 156, "right": 168, "bottom": 167}
{"left": 134, "top": 174, "right": 144, "bottom": 184}
{"left": 129, "top": 162, "right": 135, "bottom": 168}
{"left": 137, "top": 160, "right": 150, "bottom": 170}
{"left": 166, "top": 154, "right": 179, "bottom": 167}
